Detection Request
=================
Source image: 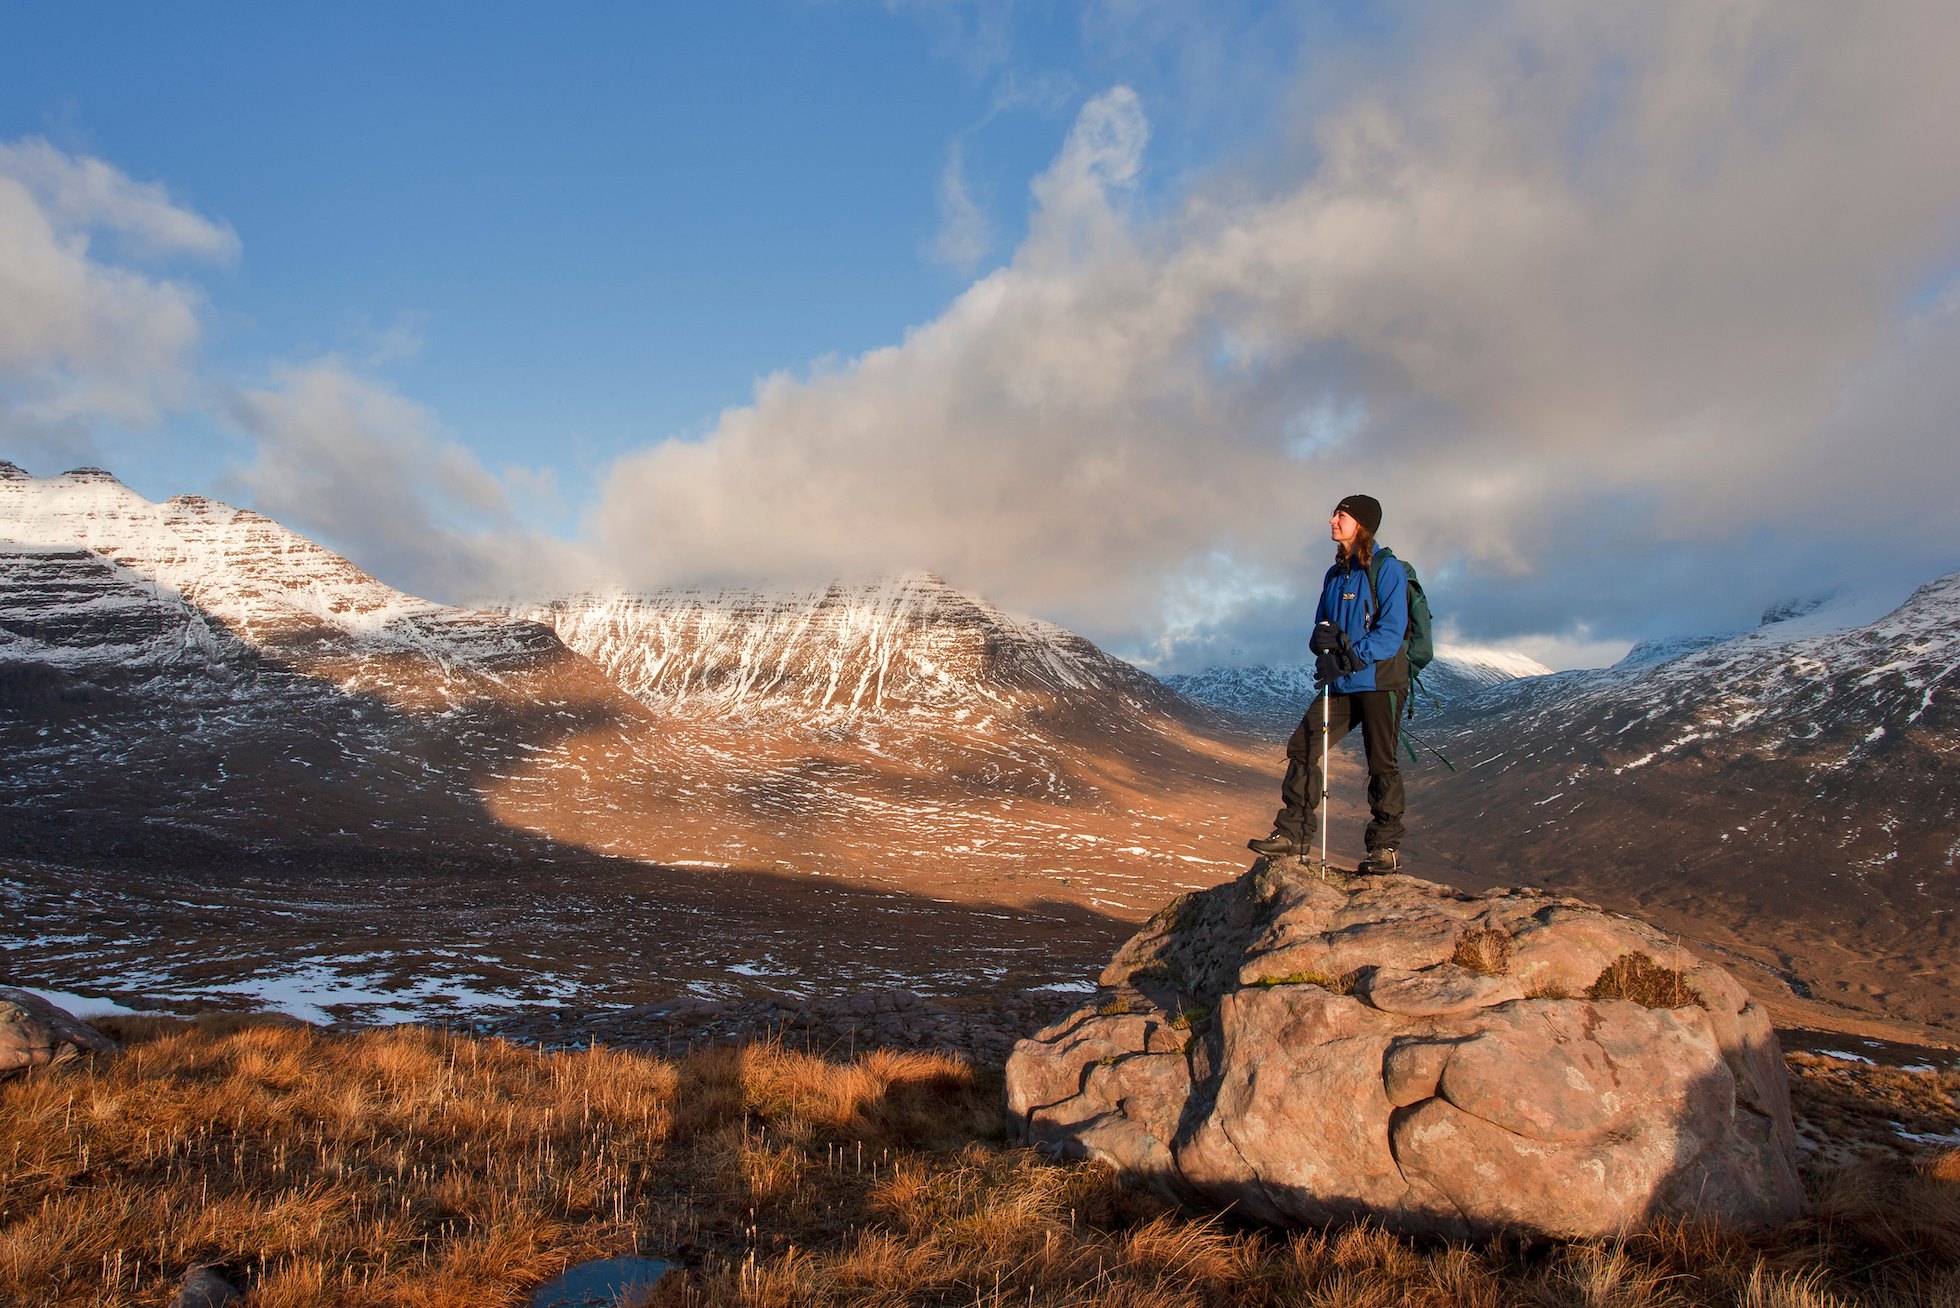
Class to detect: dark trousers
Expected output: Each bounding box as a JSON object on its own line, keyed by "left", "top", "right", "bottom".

{"left": 1272, "top": 690, "right": 1406, "bottom": 852}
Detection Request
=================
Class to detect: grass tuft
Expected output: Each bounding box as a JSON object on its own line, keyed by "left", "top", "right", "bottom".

{"left": 1587, "top": 952, "right": 1707, "bottom": 1009}
{"left": 1250, "top": 969, "right": 1361, "bottom": 995}
{"left": 1450, "top": 928, "right": 1514, "bottom": 977}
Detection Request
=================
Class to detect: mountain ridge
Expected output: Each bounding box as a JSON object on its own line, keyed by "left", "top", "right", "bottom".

{"left": 0, "top": 462, "right": 578, "bottom": 702}
{"left": 505, "top": 572, "right": 1180, "bottom": 726}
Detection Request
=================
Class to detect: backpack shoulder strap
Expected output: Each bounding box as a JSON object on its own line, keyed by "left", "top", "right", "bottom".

{"left": 1363, "top": 547, "right": 1396, "bottom": 626}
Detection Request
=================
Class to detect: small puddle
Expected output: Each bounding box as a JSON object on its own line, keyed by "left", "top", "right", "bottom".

{"left": 529, "top": 1255, "right": 673, "bottom": 1307}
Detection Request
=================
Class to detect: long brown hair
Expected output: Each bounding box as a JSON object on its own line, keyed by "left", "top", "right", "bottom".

{"left": 1336, "top": 526, "right": 1375, "bottom": 571}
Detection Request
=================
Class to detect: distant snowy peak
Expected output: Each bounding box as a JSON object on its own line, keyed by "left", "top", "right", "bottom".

{"left": 1681, "top": 571, "right": 1960, "bottom": 719}
{"left": 1613, "top": 633, "right": 1737, "bottom": 669}
{"left": 0, "top": 466, "right": 570, "bottom": 686}
{"left": 1448, "top": 570, "right": 1960, "bottom": 766}
{"left": 1159, "top": 664, "right": 1319, "bottom": 726}
{"left": 1612, "top": 586, "right": 1917, "bottom": 675}
{"left": 1429, "top": 646, "right": 1557, "bottom": 686}
{"left": 1163, "top": 648, "right": 1552, "bottom": 733}
{"left": 512, "top": 573, "right": 1171, "bottom": 720}
{"left": 1415, "top": 568, "right": 1960, "bottom": 925}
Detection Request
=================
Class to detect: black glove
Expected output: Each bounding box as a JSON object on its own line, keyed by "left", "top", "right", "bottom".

{"left": 1311, "top": 623, "right": 1367, "bottom": 686}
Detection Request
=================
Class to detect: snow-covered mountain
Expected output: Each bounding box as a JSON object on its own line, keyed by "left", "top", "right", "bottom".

{"left": 1433, "top": 578, "right": 1956, "bottom": 758}
{"left": 0, "top": 464, "right": 1269, "bottom": 934}
{"left": 0, "top": 463, "right": 639, "bottom": 863}
{"left": 0, "top": 463, "right": 575, "bottom": 704}
{"left": 1605, "top": 591, "right": 1888, "bottom": 671}
{"left": 1415, "top": 573, "right": 1960, "bottom": 1028}
{"left": 508, "top": 574, "right": 1178, "bottom": 723}
{"left": 1162, "top": 648, "right": 1552, "bottom": 734}
{"left": 0, "top": 465, "right": 1282, "bottom": 1021}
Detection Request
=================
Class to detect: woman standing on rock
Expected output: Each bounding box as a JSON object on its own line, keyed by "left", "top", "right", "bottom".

{"left": 1249, "top": 494, "right": 1409, "bottom": 874}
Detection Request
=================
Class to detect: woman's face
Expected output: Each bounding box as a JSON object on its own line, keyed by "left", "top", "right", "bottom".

{"left": 1329, "top": 509, "right": 1361, "bottom": 546}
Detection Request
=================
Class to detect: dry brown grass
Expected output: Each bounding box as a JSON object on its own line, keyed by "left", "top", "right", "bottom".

{"left": 4, "top": 1017, "right": 1958, "bottom": 1306}
{"left": 1451, "top": 928, "right": 1514, "bottom": 977}
{"left": 1808, "top": 1149, "right": 1960, "bottom": 1264}
{"left": 0, "top": 1015, "right": 987, "bottom": 1306}
{"left": 1249, "top": 970, "right": 1361, "bottom": 995}
{"left": 1588, "top": 952, "right": 1707, "bottom": 1010}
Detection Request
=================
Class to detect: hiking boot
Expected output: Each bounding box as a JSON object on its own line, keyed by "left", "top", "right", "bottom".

{"left": 1354, "top": 848, "right": 1401, "bottom": 875}
{"left": 1247, "top": 832, "right": 1307, "bottom": 859}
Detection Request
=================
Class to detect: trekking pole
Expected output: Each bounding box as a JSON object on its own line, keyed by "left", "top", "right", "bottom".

{"left": 1319, "top": 683, "right": 1330, "bottom": 879}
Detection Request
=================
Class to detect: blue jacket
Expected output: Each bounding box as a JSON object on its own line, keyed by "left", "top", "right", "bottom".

{"left": 1316, "top": 551, "right": 1409, "bottom": 694}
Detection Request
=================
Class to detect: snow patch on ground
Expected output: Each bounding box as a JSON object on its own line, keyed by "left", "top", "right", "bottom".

{"left": 178, "top": 963, "right": 538, "bottom": 1026}
{"left": 10, "top": 986, "right": 161, "bottom": 1019}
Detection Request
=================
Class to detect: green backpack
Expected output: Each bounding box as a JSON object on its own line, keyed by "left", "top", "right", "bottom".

{"left": 1363, "top": 546, "right": 1435, "bottom": 677}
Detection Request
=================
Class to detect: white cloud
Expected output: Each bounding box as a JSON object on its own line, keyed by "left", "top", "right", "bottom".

{"left": 930, "top": 140, "right": 993, "bottom": 273}
{"left": 224, "top": 360, "right": 596, "bottom": 605}
{"left": 594, "top": 3, "right": 1960, "bottom": 670}
{"left": 1024, "top": 85, "right": 1146, "bottom": 261}
{"left": 0, "top": 138, "right": 234, "bottom": 476}
{"left": 0, "top": 137, "right": 239, "bottom": 263}
{"left": 343, "top": 308, "right": 430, "bottom": 368}
{"left": 0, "top": 139, "right": 223, "bottom": 443}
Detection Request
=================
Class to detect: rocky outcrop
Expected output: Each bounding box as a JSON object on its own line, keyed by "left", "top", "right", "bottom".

{"left": 0, "top": 988, "right": 118, "bottom": 1079}
{"left": 1005, "top": 864, "right": 1802, "bottom": 1240}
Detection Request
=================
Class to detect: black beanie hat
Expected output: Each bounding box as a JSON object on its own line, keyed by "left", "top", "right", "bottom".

{"left": 1334, "top": 494, "right": 1383, "bottom": 534}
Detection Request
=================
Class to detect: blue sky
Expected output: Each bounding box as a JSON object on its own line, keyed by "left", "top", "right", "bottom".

{"left": 4, "top": 3, "right": 1310, "bottom": 523}
{"left": 5, "top": 3, "right": 1960, "bottom": 671}
{"left": 6, "top": 5, "right": 1073, "bottom": 511}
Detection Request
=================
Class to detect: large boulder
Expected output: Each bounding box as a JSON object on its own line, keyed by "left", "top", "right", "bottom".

{"left": 1005, "top": 864, "right": 1801, "bottom": 1240}
{"left": 0, "top": 987, "right": 119, "bottom": 1079}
